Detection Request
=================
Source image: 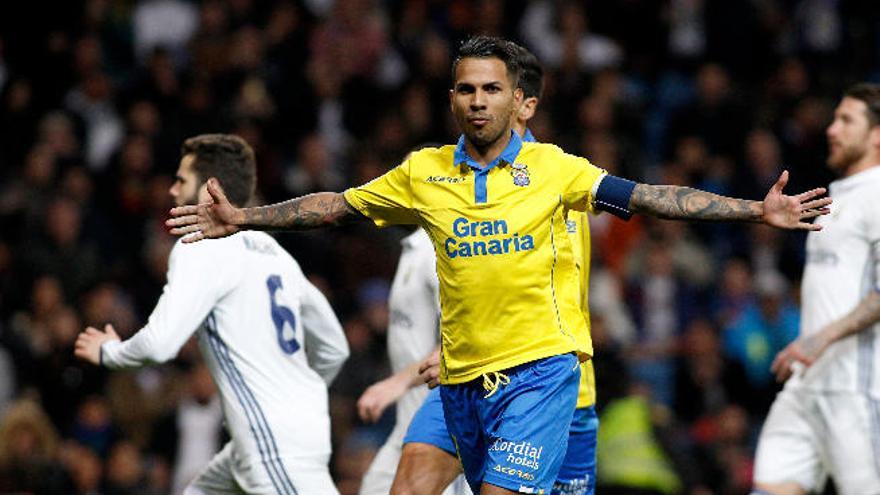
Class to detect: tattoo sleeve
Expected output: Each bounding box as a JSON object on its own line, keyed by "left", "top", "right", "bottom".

{"left": 629, "top": 184, "right": 763, "bottom": 222}
{"left": 240, "top": 192, "right": 364, "bottom": 231}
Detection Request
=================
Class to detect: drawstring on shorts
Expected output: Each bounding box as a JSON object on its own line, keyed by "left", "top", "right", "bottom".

{"left": 481, "top": 371, "right": 510, "bottom": 398}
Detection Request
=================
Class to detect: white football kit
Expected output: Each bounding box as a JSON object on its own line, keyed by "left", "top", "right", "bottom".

{"left": 755, "top": 167, "right": 880, "bottom": 493}
{"left": 359, "top": 229, "right": 470, "bottom": 495}
{"left": 101, "top": 231, "right": 349, "bottom": 495}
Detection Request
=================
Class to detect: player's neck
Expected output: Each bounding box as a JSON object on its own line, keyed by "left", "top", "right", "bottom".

{"left": 465, "top": 130, "right": 513, "bottom": 168}
{"left": 844, "top": 155, "right": 880, "bottom": 177}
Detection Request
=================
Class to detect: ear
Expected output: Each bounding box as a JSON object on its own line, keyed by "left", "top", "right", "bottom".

{"left": 871, "top": 126, "right": 880, "bottom": 149}
{"left": 449, "top": 88, "right": 455, "bottom": 112}
{"left": 513, "top": 87, "right": 524, "bottom": 106}
{"left": 519, "top": 97, "right": 538, "bottom": 121}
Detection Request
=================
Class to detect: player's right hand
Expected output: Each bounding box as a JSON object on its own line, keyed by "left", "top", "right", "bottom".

{"left": 166, "top": 178, "right": 243, "bottom": 243}
{"left": 74, "top": 324, "right": 120, "bottom": 366}
{"left": 770, "top": 332, "right": 829, "bottom": 382}
{"left": 418, "top": 350, "right": 441, "bottom": 389}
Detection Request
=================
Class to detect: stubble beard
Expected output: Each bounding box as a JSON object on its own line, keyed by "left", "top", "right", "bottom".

{"left": 827, "top": 141, "right": 867, "bottom": 173}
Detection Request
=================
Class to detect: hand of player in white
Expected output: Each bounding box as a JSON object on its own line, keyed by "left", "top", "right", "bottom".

{"left": 770, "top": 331, "right": 832, "bottom": 382}
{"left": 74, "top": 324, "right": 121, "bottom": 366}
{"left": 166, "top": 178, "right": 243, "bottom": 243}
{"left": 762, "top": 170, "right": 832, "bottom": 231}
{"left": 418, "top": 349, "right": 441, "bottom": 389}
{"left": 357, "top": 374, "right": 411, "bottom": 423}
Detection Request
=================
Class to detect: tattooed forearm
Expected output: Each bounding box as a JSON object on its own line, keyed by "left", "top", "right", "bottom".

{"left": 241, "top": 192, "right": 363, "bottom": 231}
{"left": 629, "top": 184, "right": 763, "bottom": 222}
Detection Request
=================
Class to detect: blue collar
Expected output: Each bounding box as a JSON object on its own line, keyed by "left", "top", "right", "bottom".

{"left": 453, "top": 130, "right": 523, "bottom": 172}
{"left": 522, "top": 128, "right": 536, "bottom": 143}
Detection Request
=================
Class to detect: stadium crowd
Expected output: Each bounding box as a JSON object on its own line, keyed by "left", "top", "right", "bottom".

{"left": 0, "top": 1, "right": 877, "bottom": 493}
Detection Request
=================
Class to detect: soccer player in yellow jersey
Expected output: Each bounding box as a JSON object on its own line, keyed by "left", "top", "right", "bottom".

{"left": 167, "top": 36, "right": 831, "bottom": 495}
{"left": 390, "top": 42, "right": 599, "bottom": 495}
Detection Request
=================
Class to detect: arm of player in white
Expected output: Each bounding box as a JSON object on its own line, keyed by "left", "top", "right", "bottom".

{"left": 300, "top": 280, "right": 349, "bottom": 386}
{"left": 772, "top": 240, "right": 880, "bottom": 381}
{"left": 357, "top": 346, "right": 440, "bottom": 423}
{"left": 100, "top": 243, "right": 230, "bottom": 369}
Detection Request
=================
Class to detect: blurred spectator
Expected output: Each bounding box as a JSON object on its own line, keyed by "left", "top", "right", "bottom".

{"left": 60, "top": 440, "right": 103, "bottom": 495}
{"left": 284, "top": 133, "right": 344, "bottom": 196}
{"left": 626, "top": 237, "right": 699, "bottom": 407}
{"left": 149, "top": 361, "right": 223, "bottom": 494}
{"left": 722, "top": 271, "right": 799, "bottom": 412}
{"left": 673, "top": 318, "right": 750, "bottom": 424}
{"left": 0, "top": 399, "right": 72, "bottom": 493}
{"left": 132, "top": 0, "right": 198, "bottom": 63}
{"left": 595, "top": 389, "right": 683, "bottom": 495}
{"left": 104, "top": 439, "right": 155, "bottom": 495}
{"left": 520, "top": 0, "right": 623, "bottom": 73}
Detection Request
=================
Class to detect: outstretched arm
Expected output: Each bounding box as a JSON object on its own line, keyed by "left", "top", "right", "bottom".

{"left": 628, "top": 171, "right": 831, "bottom": 230}
{"left": 772, "top": 291, "right": 880, "bottom": 382}
{"left": 167, "top": 179, "right": 364, "bottom": 242}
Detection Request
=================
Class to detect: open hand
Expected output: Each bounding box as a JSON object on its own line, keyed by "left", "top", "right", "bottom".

{"left": 166, "top": 179, "right": 243, "bottom": 243}
{"left": 762, "top": 171, "right": 832, "bottom": 230}
{"left": 74, "top": 324, "right": 121, "bottom": 366}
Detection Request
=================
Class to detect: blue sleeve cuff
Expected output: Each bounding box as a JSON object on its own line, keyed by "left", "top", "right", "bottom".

{"left": 594, "top": 175, "right": 636, "bottom": 220}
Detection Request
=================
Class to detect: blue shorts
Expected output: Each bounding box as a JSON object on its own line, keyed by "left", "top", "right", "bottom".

{"left": 402, "top": 387, "right": 457, "bottom": 455}
{"left": 552, "top": 406, "right": 598, "bottom": 495}
{"left": 440, "top": 353, "right": 580, "bottom": 494}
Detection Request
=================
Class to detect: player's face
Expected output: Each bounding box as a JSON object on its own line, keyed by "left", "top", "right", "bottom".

{"left": 826, "top": 97, "right": 873, "bottom": 172}
{"left": 169, "top": 154, "right": 202, "bottom": 207}
{"left": 450, "top": 57, "right": 522, "bottom": 149}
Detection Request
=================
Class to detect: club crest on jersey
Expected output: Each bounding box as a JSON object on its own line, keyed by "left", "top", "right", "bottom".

{"left": 510, "top": 162, "right": 530, "bottom": 187}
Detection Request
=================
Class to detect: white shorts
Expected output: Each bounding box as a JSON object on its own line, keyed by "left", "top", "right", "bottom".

{"left": 185, "top": 442, "right": 339, "bottom": 495}
{"left": 358, "top": 435, "right": 471, "bottom": 495}
{"left": 754, "top": 387, "right": 880, "bottom": 494}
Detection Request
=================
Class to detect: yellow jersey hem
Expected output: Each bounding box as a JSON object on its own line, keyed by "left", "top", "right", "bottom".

{"left": 441, "top": 345, "right": 579, "bottom": 385}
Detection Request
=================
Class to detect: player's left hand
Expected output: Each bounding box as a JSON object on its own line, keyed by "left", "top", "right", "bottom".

{"left": 74, "top": 324, "right": 120, "bottom": 366}
{"left": 770, "top": 332, "right": 830, "bottom": 382}
{"left": 762, "top": 170, "right": 832, "bottom": 231}
{"left": 166, "top": 178, "right": 243, "bottom": 243}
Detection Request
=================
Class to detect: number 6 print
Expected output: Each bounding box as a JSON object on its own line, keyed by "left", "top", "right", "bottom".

{"left": 266, "top": 274, "right": 299, "bottom": 354}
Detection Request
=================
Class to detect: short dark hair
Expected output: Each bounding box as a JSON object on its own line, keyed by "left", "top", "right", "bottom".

{"left": 181, "top": 134, "right": 256, "bottom": 207}
{"left": 452, "top": 36, "right": 520, "bottom": 88}
{"left": 510, "top": 43, "right": 543, "bottom": 100}
{"left": 845, "top": 83, "right": 880, "bottom": 126}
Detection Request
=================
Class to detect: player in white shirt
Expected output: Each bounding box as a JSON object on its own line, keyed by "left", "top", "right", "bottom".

{"left": 753, "top": 84, "right": 880, "bottom": 495}
{"left": 356, "top": 227, "right": 470, "bottom": 495}
{"left": 75, "top": 134, "right": 349, "bottom": 495}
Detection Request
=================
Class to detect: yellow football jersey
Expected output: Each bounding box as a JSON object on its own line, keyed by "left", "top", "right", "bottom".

{"left": 344, "top": 132, "right": 606, "bottom": 384}
{"left": 566, "top": 210, "right": 597, "bottom": 409}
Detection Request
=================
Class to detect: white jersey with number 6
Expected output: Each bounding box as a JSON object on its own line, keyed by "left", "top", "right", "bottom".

{"left": 101, "top": 231, "right": 349, "bottom": 495}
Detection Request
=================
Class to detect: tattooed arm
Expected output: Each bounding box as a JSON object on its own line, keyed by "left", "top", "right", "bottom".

{"left": 166, "top": 179, "right": 364, "bottom": 242}
{"left": 241, "top": 192, "right": 360, "bottom": 230}
{"left": 628, "top": 171, "right": 831, "bottom": 230}
{"left": 771, "top": 291, "right": 880, "bottom": 382}
{"left": 629, "top": 184, "right": 762, "bottom": 221}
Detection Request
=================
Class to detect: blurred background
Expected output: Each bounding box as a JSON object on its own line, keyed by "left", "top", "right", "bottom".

{"left": 0, "top": 0, "right": 878, "bottom": 493}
